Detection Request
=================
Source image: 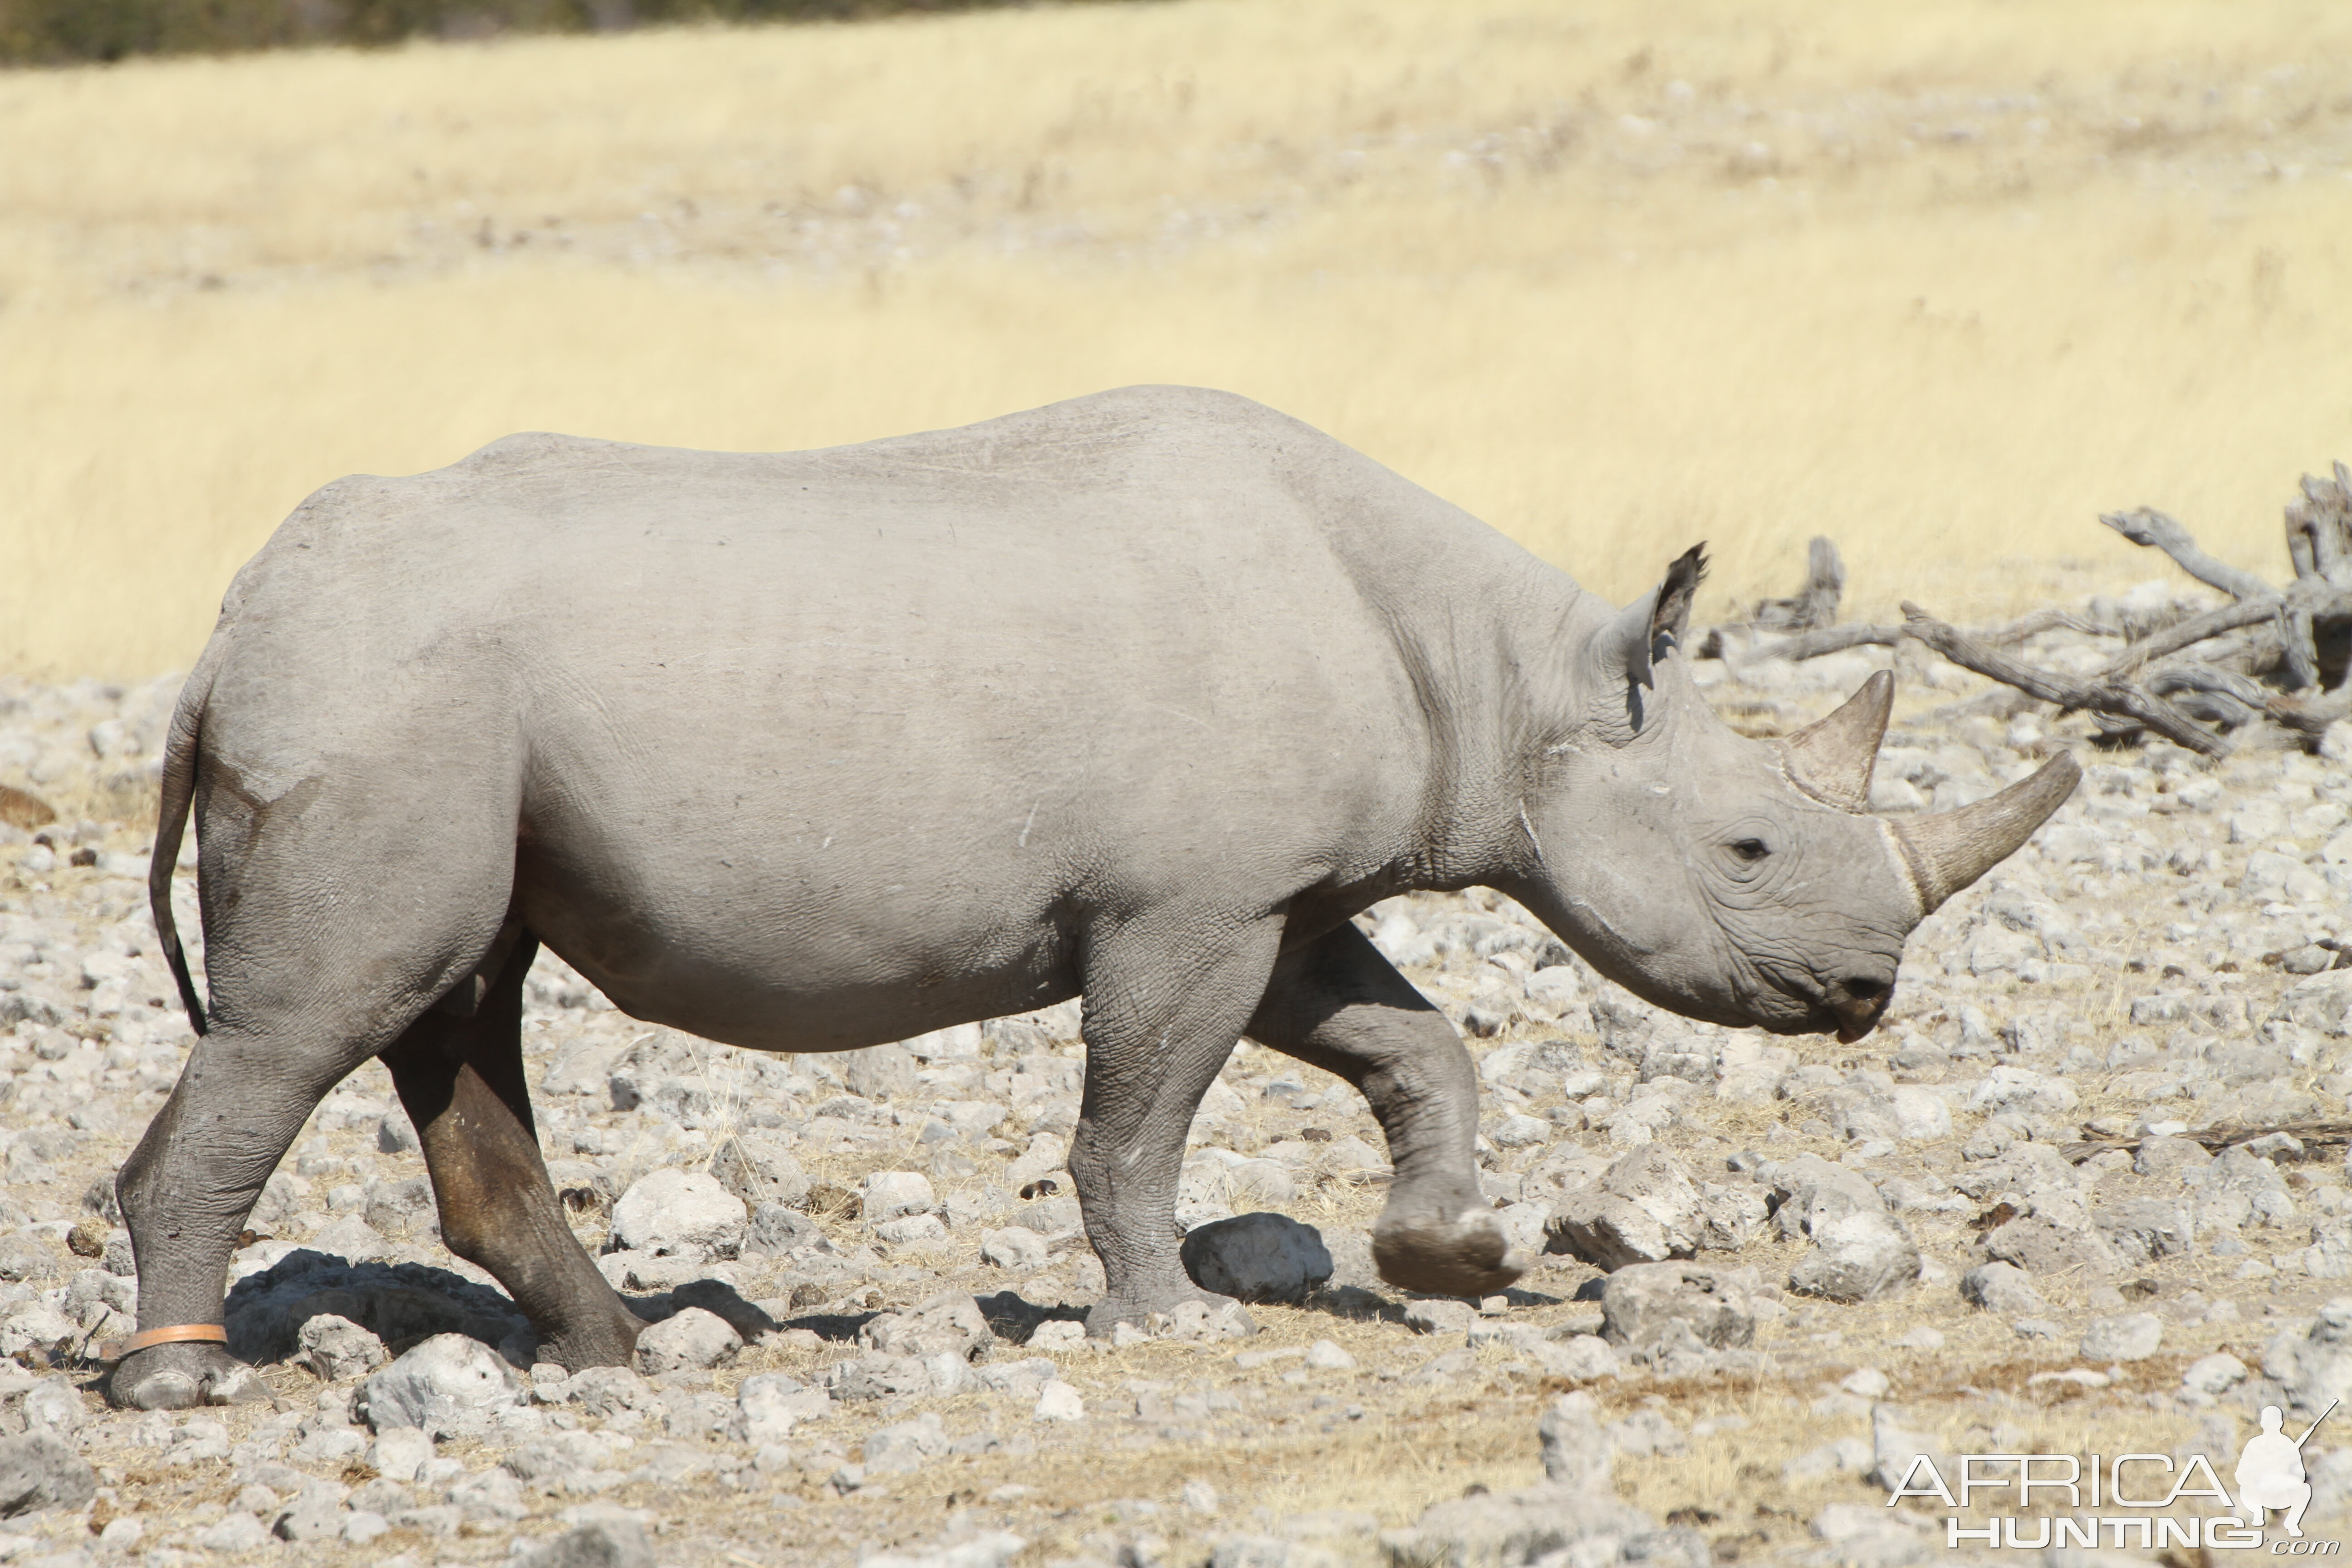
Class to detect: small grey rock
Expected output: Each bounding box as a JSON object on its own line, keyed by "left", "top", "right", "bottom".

{"left": 1531, "top": 1336, "right": 1618, "bottom": 1382}
{"left": 2180, "top": 1353, "right": 2248, "bottom": 1398}
{"left": 1786, "top": 1210, "right": 1920, "bottom": 1303}
{"left": 1958, "top": 1261, "right": 2048, "bottom": 1317}
{"left": 0, "top": 1432, "right": 97, "bottom": 1517}
{"left": 1542, "top": 1146, "right": 1706, "bottom": 1270}
{"left": 1600, "top": 1262, "right": 1758, "bottom": 1350}
{"left": 299, "top": 1312, "right": 388, "bottom": 1382}
{"left": 196, "top": 1511, "right": 272, "bottom": 1551}
{"left": 273, "top": 1480, "right": 351, "bottom": 1542}
{"left": 1867, "top": 1402, "right": 1948, "bottom": 1492}
{"left": 859, "top": 1291, "right": 991, "bottom": 1359}
{"left": 710, "top": 1134, "right": 809, "bottom": 1211}
{"left": 739, "top": 1372, "right": 830, "bottom": 1445}
{"left": 1538, "top": 1391, "right": 1611, "bottom": 1490}
{"left": 2265, "top": 1298, "right": 2352, "bottom": 1415}
{"left": 1403, "top": 1298, "right": 1477, "bottom": 1336}
{"left": 2096, "top": 1199, "right": 2194, "bottom": 1267}
{"left": 2080, "top": 1312, "right": 2163, "bottom": 1362}
{"left": 864, "top": 1411, "right": 950, "bottom": 1475}
{"left": 359, "top": 1332, "right": 528, "bottom": 1437}
{"left": 980, "top": 1225, "right": 1051, "bottom": 1271}
{"left": 609, "top": 1169, "right": 746, "bottom": 1259}
{"left": 842, "top": 1043, "right": 917, "bottom": 1101}
{"left": 634, "top": 1305, "right": 741, "bottom": 1375}
{"left": 743, "top": 1202, "right": 821, "bottom": 1256}
{"left": 863, "top": 1171, "right": 938, "bottom": 1224}
{"left": 1303, "top": 1339, "right": 1356, "bottom": 1371}
{"left": 515, "top": 1519, "right": 657, "bottom": 1568}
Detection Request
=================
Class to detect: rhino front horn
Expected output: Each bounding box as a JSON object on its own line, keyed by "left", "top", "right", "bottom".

{"left": 1892, "top": 752, "right": 2081, "bottom": 912}
{"left": 1780, "top": 669, "right": 1893, "bottom": 811}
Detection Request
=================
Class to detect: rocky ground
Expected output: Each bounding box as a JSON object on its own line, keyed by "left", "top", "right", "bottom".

{"left": 2, "top": 583, "right": 2351, "bottom": 1568}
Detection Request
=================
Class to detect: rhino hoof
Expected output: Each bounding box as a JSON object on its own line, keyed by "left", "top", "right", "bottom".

{"left": 1083, "top": 1286, "right": 1241, "bottom": 1338}
{"left": 113, "top": 1367, "right": 202, "bottom": 1411}
{"left": 109, "top": 1342, "right": 264, "bottom": 1411}
{"left": 1372, "top": 1210, "right": 1529, "bottom": 1299}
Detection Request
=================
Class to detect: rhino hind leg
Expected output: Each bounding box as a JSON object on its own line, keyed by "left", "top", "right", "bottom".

{"left": 112, "top": 1009, "right": 383, "bottom": 1408}
{"left": 113, "top": 745, "right": 540, "bottom": 1410}
{"left": 1070, "top": 913, "right": 1287, "bottom": 1336}
{"left": 380, "top": 931, "right": 644, "bottom": 1372}
{"left": 1247, "top": 921, "right": 1527, "bottom": 1300}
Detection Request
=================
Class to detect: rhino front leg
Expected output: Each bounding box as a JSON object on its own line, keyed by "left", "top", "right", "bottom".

{"left": 379, "top": 931, "right": 644, "bottom": 1371}
{"left": 1247, "top": 920, "right": 1526, "bottom": 1298}
{"left": 1070, "top": 913, "right": 1285, "bottom": 1336}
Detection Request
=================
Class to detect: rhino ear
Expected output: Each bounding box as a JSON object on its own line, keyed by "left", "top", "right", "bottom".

{"left": 1598, "top": 543, "right": 1709, "bottom": 691}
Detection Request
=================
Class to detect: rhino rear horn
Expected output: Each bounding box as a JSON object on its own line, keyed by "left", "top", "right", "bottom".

{"left": 1892, "top": 752, "right": 2081, "bottom": 911}
{"left": 1779, "top": 670, "right": 1893, "bottom": 811}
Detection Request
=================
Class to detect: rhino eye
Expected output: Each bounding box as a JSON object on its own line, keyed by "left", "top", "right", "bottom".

{"left": 1730, "top": 838, "right": 1771, "bottom": 863}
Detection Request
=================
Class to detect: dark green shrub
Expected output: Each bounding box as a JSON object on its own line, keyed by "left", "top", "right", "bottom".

{"left": 0, "top": 0, "right": 1076, "bottom": 65}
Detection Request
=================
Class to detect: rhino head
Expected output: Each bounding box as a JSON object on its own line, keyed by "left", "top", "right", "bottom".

{"left": 1506, "top": 546, "right": 2078, "bottom": 1042}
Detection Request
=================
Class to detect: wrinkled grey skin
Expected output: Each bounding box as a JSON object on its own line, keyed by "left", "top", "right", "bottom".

{"left": 113, "top": 386, "right": 2075, "bottom": 1409}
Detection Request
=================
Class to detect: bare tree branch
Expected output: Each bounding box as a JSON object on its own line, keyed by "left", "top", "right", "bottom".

{"left": 2288, "top": 463, "right": 2352, "bottom": 587}
{"left": 2100, "top": 507, "right": 2277, "bottom": 601}
{"left": 2146, "top": 666, "right": 2267, "bottom": 729}
{"left": 2281, "top": 601, "right": 2323, "bottom": 691}
{"left": 1715, "top": 608, "right": 2111, "bottom": 667}
{"left": 2063, "top": 1116, "right": 2352, "bottom": 1166}
{"left": 1899, "top": 602, "right": 2230, "bottom": 756}
{"left": 1753, "top": 536, "right": 1845, "bottom": 631}
{"left": 1985, "top": 608, "right": 2113, "bottom": 645}
{"left": 2269, "top": 686, "right": 2352, "bottom": 738}
{"left": 2099, "top": 595, "right": 2281, "bottom": 678}
{"left": 1752, "top": 622, "right": 1900, "bottom": 660}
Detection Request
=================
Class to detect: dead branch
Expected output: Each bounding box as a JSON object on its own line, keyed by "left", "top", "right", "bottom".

{"left": 1753, "top": 536, "right": 1845, "bottom": 631}
{"left": 2281, "top": 602, "right": 2323, "bottom": 690}
{"left": 2062, "top": 1117, "right": 2352, "bottom": 1166}
{"left": 2098, "top": 507, "right": 2277, "bottom": 601}
{"left": 1745, "top": 622, "right": 1899, "bottom": 660}
{"left": 2098, "top": 596, "right": 2280, "bottom": 677}
{"left": 2287, "top": 462, "right": 2352, "bottom": 586}
{"left": 1898, "top": 602, "right": 2230, "bottom": 756}
{"left": 2269, "top": 686, "right": 2352, "bottom": 738}
{"left": 1984, "top": 608, "right": 2113, "bottom": 645}
{"left": 2100, "top": 480, "right": 2352, "bottom": 703}
{"left": 2146, "top": 663, "right": 2270, "bottom": 730}
{"left": 1713, "top": 608, "right": 2110, "bottom": 667}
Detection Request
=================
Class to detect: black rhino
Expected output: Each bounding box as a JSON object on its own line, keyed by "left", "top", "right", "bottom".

{"left": 112, "top": 386, "right": 2074, "bottom": 1408}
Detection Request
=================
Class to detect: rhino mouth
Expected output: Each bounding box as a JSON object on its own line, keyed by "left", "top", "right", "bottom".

{"left": 1823, "top": 980, "right": 1891, "bottom": 1043}
{"left": 1769, "top": 973, "right": 1891, "bottom": 1043}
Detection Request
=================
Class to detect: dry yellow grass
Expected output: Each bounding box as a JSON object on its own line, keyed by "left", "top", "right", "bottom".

{"left": 5, "top": 0, "right": 2352, "bottom": 678}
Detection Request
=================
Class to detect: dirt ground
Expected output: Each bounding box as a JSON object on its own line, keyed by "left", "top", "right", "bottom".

{"left": 2, "top": 586, "right": 2349, "bottom": 1568}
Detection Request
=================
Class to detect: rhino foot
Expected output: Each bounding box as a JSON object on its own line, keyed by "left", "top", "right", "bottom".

{"left": 1373, "top": 1207, "right": 1530, "bottom": 1299}
{"left": 109, "top": 1342, "right": 275, "bottom": 1411}
{"left": 533, "top": 1311, "right": 645, "bottom": 1374}
{"left": 1083, "top": 1283, "right": 1247, "bottom": 1339}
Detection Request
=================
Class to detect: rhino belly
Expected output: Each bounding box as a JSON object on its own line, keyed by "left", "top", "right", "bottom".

{"left": 508, "top": 821, "right": 1081, "bottom": 1055}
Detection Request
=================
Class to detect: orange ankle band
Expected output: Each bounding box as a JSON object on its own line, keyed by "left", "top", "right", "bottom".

{"left": 98, "top": 1323, "right": 229, "bottom": 1362}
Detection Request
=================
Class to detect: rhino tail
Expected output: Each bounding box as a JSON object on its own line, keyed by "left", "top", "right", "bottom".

{"left": 150, "top": 638, "right": 228, "bottom": 1036}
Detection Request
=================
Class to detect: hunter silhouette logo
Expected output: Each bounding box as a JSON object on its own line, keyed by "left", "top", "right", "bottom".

{"left": 1886, "top": 1399, "right": 2345, "bottom": 1551}
{"left": 2239, "top": 1401, "right": 2337, "bottom": 1539}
